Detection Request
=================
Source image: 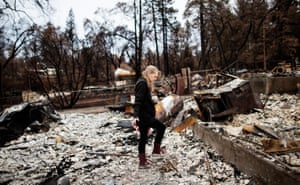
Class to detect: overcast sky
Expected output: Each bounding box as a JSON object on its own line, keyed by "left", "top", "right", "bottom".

{"left": 47, "top": 0, "right": 236, "bottom": 38}
{"left": 49, "top": 0, "right": 187, "bottom": 38}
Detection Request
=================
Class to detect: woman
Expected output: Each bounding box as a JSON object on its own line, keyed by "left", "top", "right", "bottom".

{"left": 131, "top": 65, "right": 166, "bottom": 168}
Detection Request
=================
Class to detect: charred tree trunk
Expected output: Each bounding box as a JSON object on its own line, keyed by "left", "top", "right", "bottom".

{"left": 161, "top": 0, "right": 169, "bottom": 76}
{"left": 199, "top": 2, "right": 207, "bottom": 71}
{"left": 134, "top": 0, "right": 141, "bottom": 80}
{"left": 151, "top": 1, "right": 160, "bottom": 69}
{"left": 0, "top": 64, "right": 2, "bottom": 97}
{"left": 138, "top": 0, "right": 143, "bottom": 78}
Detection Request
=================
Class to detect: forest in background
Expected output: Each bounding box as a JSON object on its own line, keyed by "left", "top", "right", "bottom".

{"left": 0, "top": 0, "right": 299, "bottom": 109}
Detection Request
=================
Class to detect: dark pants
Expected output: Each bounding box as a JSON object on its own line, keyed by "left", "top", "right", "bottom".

{"left": 137, "top": 117, "right": 166, "bottom": 154}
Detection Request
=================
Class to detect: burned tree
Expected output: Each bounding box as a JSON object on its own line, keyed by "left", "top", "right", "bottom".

{"left": 25, "top": 20, "right": 94, "bottom": 109}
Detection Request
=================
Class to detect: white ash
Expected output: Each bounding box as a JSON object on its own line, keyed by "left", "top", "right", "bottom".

{"left": 219, "top": 93, "right": 300, "bottom": 171}
{"left": 0, "top": 109, "right": 251, "bottom": 185}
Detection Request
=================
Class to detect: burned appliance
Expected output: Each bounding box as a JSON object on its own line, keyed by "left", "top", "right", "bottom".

{"left": 194, "top": 75, "right": 263, "bottom": 121}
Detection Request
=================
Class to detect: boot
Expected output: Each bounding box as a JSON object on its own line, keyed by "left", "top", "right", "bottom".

{"left": 152, "top": 143, "right": 161, "bottom": 154}
{"left": 138, "top": 153, "right": 150, "bottom": 169}
{"left": 152, "top": 143, "right": 166, "bottom": 160}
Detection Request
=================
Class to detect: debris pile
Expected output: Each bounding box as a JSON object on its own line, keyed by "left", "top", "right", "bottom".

{"left": 194, "top": 77, "right": 263, "bottom": 121}
{"left": 193, "top": 93, "right": 300, "bottom": 184}
{"left": 0, "top": 71, "right": 299, "bottom": 184}
{"left": 1, "top": 101, "right": 253, "bottom": 185}
{"left": 226, "top": 93, "right": 300, "bottom": 167}
{"left": 0, "top": 101, "right": 61, "bottom": 146}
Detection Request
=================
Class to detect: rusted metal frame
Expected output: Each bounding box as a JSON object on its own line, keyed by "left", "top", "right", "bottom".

{"left": 192, "top": 123, "right": 300, "bottom": 185}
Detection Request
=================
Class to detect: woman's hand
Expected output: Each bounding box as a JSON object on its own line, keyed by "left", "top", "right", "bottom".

{"left": 131, "top": 117, "right": 139, "bottom": 130}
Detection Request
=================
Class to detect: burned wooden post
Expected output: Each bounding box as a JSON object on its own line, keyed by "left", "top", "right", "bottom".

{"left": 173, "top": 67, "right": 192, "bottom": 95}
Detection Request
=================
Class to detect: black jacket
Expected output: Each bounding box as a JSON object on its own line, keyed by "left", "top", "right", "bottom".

{"left": 133, "top": 78, "right": 155, "bottom": 121}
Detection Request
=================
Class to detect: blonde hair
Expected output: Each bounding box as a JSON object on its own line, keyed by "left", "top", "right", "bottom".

{"left": 142, "top": 65, "right": 161, "bottom": 92}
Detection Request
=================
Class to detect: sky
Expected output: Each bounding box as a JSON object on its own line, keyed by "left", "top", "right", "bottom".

{"left": 49, "top": 0, "right": 187, "bottom": 39}
{"left": 46, "top": 0, "right": 236, "bottom": 39}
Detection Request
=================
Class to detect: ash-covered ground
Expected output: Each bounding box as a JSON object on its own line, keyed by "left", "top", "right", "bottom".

{"left": 1, "top": 93, "right": 299, "bottom": 185}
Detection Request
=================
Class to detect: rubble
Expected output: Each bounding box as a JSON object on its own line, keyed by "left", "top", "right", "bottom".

{"left": 155, "top": 94, "right": 184, "bottom": 122}
{"left": 193, "top": 93, "right": 300, "bottom": 184}
{"left": 1, "top": 100, "right": 253, "bottom": 185}
{"left": 194, "top": 75, "right": 263, "bottom": 121}
{"left": 0, "top": 101, "right": 61, "bottom": 146}
{"left": 0, "top": 69, "right": 299, "bottom": 184}
{"left": 261, "top": 138, "right": 300, "bottom": 153}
